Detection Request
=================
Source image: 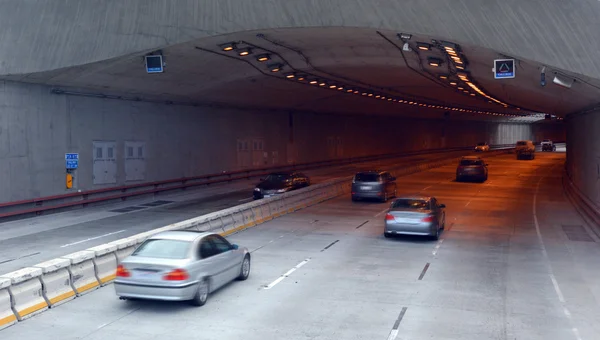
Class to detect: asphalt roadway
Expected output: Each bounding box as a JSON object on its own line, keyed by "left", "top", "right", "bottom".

{"left": 0, "top": 148, "right": 477, "bottom": 273}
{"left": 3, "top": 149, "right": 600, "bottom": 340}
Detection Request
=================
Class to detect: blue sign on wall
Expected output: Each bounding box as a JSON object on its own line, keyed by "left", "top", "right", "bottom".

{"left": 494, "top": 59, "right": 515, "bottom": 79}
{"left": 65, "top": 153, "right": 79, "bottom": 169}
{"left": 145, "top": 55, "right": 164, "bottom": 73}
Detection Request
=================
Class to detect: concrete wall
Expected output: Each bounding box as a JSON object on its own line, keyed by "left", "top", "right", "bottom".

{"left": 1, "top": 0, "right": 599, "bottom": 78}
{"left": 0, "top": 80, "right": 556, "bottom": 203}
{"left": 566, "top": 111, "right": 600, "bottom": 205}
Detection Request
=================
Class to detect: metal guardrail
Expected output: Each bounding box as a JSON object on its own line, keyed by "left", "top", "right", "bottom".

{"left": 0, "top": 144, "right": 515, "bottom": 220}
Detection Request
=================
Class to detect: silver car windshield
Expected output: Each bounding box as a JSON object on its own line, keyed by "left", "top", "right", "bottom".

{"left": 392, "top": 199, "right": 430, "bottom": 210}
{"left": 132, "top": 239, "right": 191, "bottom": 259}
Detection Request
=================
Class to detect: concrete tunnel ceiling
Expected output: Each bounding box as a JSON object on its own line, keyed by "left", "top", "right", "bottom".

{"left": 12, "top": 27, "right": 600, "bottom": 122}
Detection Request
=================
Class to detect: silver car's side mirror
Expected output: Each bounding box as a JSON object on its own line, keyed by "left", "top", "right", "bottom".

{"left": 231, "top": 244, "right": 239, "bottom": 250}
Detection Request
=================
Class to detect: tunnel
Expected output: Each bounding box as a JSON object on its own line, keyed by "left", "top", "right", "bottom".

{"left": 0, "top": 1, "right": 599, "bottom": 339}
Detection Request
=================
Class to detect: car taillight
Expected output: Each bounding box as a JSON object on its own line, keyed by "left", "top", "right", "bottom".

{"left": 116, "top": 265, "right": 130, "bottom": 277}
{"left": 163, "top": 269, "right": 189, "bottom": 281}
{"left": 421, "top": 216, "right": 434, "bottom": 223}
{"left": 385, "top": 214, "right": 395, "bottom": 221}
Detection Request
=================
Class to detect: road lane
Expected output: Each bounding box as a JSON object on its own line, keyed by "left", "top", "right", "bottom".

{"left": 3, "top": 150, "right": 597, "bottom": 340}
{"left": 0, "top": 148, "right": 487, "bottom": 273}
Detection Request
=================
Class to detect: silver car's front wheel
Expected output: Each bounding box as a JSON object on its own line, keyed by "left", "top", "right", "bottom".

{"left": 191, "top": 280, "right": 209, "bottom": 306}
{"left": 237, "top": 255, "right": 251, "bottom": 281}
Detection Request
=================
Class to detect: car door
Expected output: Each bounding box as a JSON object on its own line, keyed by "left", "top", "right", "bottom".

{"left": 198, "top": 237, "right": 227, "bottom": 290}
{"left": 208, "top": 235, "right": 241, "bottom": 283}
{"left": 430, "top": 198, "right": 441, "bottom": 227}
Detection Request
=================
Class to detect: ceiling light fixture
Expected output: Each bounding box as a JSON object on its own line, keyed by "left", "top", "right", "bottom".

{"left": 329, "top": 85, "right": 337, "bottom": 89}
{"left": 219, "top": 42, "right": 237, "bottom": 51}
{"left": 428, "top": 57, "right": 443, "bottom": 67}
{"left": 237, "top": 48, "right": 252, "bottom": 56}
{"left": 256, "top": 54, "right": 270, "bottom": 62}
{"left": 319, "top": 82, "right": 326, "bottom": 86}
{"left": 309, "top": 80, "right": 318, "bottom": 85}
{"left": 284, "top": 72, "right": 296, "bottom": 79}
{"left": 268, "top": 63, "right": 283, "bottom": 72}
{"left": 417, "top": 42, "right": 431, "bottom": 51}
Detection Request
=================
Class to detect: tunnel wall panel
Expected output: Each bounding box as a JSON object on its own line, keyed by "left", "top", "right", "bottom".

{"left": 566, "top": 112, "right": 600, "bottom": 205}
{"left": 0, "top": 80, "right": 561, "bottom": 203}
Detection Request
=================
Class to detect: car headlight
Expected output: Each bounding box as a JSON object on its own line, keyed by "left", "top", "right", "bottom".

{"left": 254, "top": 188, "right": 260, "bottom": 192}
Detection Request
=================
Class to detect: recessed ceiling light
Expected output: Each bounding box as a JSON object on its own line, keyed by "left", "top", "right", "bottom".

{"left": 256, "top": 54, "right": 270, "bottom": 62}
{"left": 237, "top": 48, "right": 252, "bottom": 56}
{"left": 219, "top": 42, "right": 237, "bottom": 51}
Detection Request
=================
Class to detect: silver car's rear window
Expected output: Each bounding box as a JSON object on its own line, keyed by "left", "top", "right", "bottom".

{"left": 460, "top": 160, "right": 483, "bottom": 166}
{"left": 392, "top": 199, "right": 430, "bottom": 210}
{"left": 132, "top": 239, "right": 191, "bottom": 259}
{"left": 354, "top": 173, "right": 381, "bottom": 182}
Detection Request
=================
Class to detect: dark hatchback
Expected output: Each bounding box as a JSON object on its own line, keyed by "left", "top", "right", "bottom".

{"left": 455, "top": 156, "right": 488, "bottom": 182}
{"left": 351, "top": 171, "right": 397, "bottom": 202}
{"left": 253, "top": 172, "right": 310, "bottom": 200}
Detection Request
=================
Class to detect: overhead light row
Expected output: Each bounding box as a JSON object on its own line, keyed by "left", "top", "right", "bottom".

{"left": 220, "top": 42, "right": 284, "bottom": 73}
{"left": 218, "top": 41, "right": 525, "bottom": 118}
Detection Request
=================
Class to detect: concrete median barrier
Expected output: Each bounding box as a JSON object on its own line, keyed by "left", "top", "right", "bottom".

{"left": 34, "top": 258, "right": 76, "bottom": 308}
{"left": 110, "top": 238, "right": 138, "bottom": 263}
{"left": 2, "top": 268, "right": 48, "bottom": 320}
{"left": 88, "top": 244, "right": 118, "bottom": 285}
{"left": 0, "top": 278, "right": 16, "bottom": 330}
{"left": 61, "top": 251, "right": 100, "bottom": 296}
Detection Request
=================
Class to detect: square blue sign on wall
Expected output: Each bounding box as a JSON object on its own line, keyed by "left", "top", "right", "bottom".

{"left": 65, "top": 153, "right": 79, "bottom": 169}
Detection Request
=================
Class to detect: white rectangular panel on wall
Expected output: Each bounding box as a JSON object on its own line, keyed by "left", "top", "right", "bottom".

{"left": 125, "top": 141, "right": 146, "bottom": 181}
{"left": 252, "top": 138, "right": 264, "bottom": 166}
{"left": 237, "top": 139, "right": 250, "bottom": 168}
{"left": 92, "top": 141, "right": 117, "bottom": 185}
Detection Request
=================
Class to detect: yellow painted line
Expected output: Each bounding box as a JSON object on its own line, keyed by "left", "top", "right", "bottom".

{"left": 100, "top": 274, "right": 116, "bottom": 284}
{"left": 49, "top": 290, "right": 76, "bottom": 305}
{"left": 76, "top": 280, "right": 100, "bottom": 294}
{"left": 220, "top": 222, "right": 255, "bottom": 237}
{"left": 17, "top": 301, "right": 47, "bottom": 318}
{"left": 0, "top": 313, "right": 17, "bottom": 326}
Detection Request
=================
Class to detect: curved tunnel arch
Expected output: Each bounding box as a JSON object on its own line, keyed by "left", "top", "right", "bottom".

{"left": 1, "top": 0, "right": 600, "bottom": 79}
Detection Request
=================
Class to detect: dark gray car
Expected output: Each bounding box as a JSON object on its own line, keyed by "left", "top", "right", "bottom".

{"left": 384, "top": 196, "right": 446, "bottom": 240}
{"left": 351, "top": 171, "right": 397, "bottom": 202}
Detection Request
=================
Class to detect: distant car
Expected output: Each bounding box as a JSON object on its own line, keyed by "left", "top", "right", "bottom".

{"left": 253, "top": 172, "right": 310, "bottom": 199}
{"left": 474, "top": 142, "right": 490, "bottom": 152}
{"left": 541, "top": 139, "right": 556, "bottom": 152}
{"left": 456, "top": 156, "right": 488, "bottom": 182}
{"left": 384, "top": 196, "right": 446, "bottom": 240}
{"left": 515, "top": 140, "right": 535, "bottom": 160}
{"left": 115, "top": 231, "right": 250, "bottom": 306}
{"left": 351, "top": 171, "right": 397, "bottom": 202}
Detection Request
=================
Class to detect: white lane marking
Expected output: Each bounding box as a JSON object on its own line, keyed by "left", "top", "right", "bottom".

{"left": 432, "top": 239, "right": 444, "bottom": 256}
{"left": 60, "top": 230, "right": 127, "bottom": 248}
{"left": 532, "top": 171, "right": 582, "bottom": 340}
{"left": 375, "top": 208, "right": 389, "bottom": 218}
{"left": 422, "top": 185, "right": 432, "bottom": 191}
{"left": 264, "top": 258, "right": 310, "bottom": 290}
{"left": 238, "top": 197, "right": 253, "bottom": 203}
{"left": 386, "top": 329, "right": 399, "bottom": 340}
{"left": 464, "top": 200, "right": 471, "bottom": 207}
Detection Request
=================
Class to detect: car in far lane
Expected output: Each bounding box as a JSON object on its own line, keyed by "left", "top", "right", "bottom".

{"left": 115, "top": 231, "right": 250, "bottom": 306}
{"left": 474, "top": 142, "right": 490, "bottom": 152}
{"left": 384, "top": 196, "right": 446, "bottom": 240}
{"left": 351, "top": 170, "right": 397, "bottom": 202}
{"left": 455, "top": 156, "right": 488, "bottom": 182}
{"left": 253, "top": 171, "right": 310, "bottom": 199}
{"left": 541, "top": 139, "right": 556, "bottom": 152}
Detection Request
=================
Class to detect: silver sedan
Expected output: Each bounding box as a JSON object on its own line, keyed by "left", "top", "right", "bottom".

{"left": 114, "top": 231, "right": 250, "bottom": 306}
{"left": 384, "top": 196, "right": 446, "bottom": 240}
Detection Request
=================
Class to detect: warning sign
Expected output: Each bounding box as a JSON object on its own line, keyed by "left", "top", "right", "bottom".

{"left": 494, "top": 59, "right": 515, "bottom": 79}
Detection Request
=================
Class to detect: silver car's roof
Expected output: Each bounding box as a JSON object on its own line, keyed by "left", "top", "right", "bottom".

{"left": 395, "top": 196, "right": 431, "bottom": 201}
{"left": 148, "top": 231, "right": 212, "bottom": 242}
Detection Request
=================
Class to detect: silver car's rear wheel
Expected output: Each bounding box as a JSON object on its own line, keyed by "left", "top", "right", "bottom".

{"left": 191, "top": 280, "right": 209, "bottom": 306}
{"left": 237, "top": 255, "right": 251, "bottom": 281}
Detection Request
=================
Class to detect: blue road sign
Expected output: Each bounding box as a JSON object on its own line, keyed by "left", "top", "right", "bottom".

{"left": 494, "top": 59, "right": 515, "bottom": 79}
{"left": 65, "top": 153, "right": 79, "bottom": 169}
